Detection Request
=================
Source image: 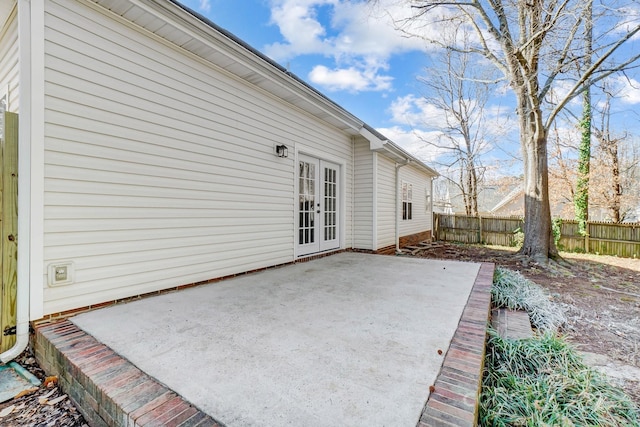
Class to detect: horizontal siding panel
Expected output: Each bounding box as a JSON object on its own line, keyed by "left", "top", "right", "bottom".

{"left": 50, "top": 237, "right": 292, "bottom": 275}
{"left": 42, "top": 0, "right": 354, "bottom": 314}
{"left": 44, "top": 205, "right": 292, "bottom": 219}
{"left": 45, "top": 229, "right": 291, "bottom": 260}
{"left": 45, "top": 164, "right": 293, "bottom": 196}
{"left": 45, "top": 178, "right": 291, "bottom": 200}
{"left": 44, "top": 223, "right": 291, "bottom": 246}
{"left": 44, "top": 216, "right": 292, "bottom": 233}
{"left": 45, "top": 151, "right": 292, "bottom": 191}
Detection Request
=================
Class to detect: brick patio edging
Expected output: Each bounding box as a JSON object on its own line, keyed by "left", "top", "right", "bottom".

{"left": 34, "top": 320, "right": 222, "bottom": 427}
{"left": 417, "top": 262, "right": 495, "bottom": 427}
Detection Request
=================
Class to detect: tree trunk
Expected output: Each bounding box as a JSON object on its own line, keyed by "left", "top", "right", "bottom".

{"left": 608, "top": 138, "right": 622, "bottom": 222}
{"left": 574, "top": 89, "right": 591, "bottom": 234}
{"left": 575, "top": 0, "right": 593, "bottom": 234}
{"left": 518, "top": 104, "right": 557, "bottom": 262}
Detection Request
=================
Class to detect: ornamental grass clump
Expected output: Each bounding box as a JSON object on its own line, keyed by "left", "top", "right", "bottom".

{"left": 492, "top": 267, "right": 566, "bottom": 332}
{"left": 482, "top": 268, "right": 639, "bottom": 426}
{"left": 480, "top": 330, "right": 640, "bottom": 426}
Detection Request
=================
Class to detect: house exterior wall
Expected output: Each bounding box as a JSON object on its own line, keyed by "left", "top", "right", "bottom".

{"left": 353, "top": 139, "right": 374, "bottom": 250}
{"left": 0, "top": 5, "right": 19, "bottom": 113}
{"left": 375, "top": 154, "right": 433, "bottom": 251}
{"left": 398, "top": 165, "right": 432, "bottom": 239}
{"left": 41, "top": 0, "right": 354, "bottom": 314}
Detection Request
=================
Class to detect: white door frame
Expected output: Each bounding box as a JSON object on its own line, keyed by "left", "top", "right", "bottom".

{"left": 296, "top": 154, "right": 341, "bottom": 257}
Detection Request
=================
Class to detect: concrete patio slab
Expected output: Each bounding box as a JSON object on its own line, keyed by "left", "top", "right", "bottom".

{"left": 70, "top": 252, "right": 481, "bottom": 426}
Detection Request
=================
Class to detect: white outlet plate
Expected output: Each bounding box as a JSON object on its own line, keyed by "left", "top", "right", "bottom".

{"left": 47, "top": 262, "right": 75, "bottom": 287}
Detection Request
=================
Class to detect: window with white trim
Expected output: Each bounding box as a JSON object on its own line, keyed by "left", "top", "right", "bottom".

{"left": 402, "top": 181, "right": 412, "bottom": 220}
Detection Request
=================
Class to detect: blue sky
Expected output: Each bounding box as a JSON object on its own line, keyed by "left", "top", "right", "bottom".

{"left": 177, "top": 0, "right": 640, "bottom": 176}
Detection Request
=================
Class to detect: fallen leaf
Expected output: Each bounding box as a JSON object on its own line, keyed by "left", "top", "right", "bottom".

{"left": 39, "top": 388, "right": 57, "bottom": 404}
{"left": 14, "top": 387, "right": 39, "bottom": 399}
{"left": 0, "top": 405, "right": 15, "bottom": 418}
{"left": 46, "top": 395, "right": 67, "bottom": 406}
{"left": 44, "top": 376, "right": 58, "bottom": 387}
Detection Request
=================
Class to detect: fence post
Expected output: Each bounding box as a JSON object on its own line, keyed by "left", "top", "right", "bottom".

{"left": 585, "top": 221, "right": 590, "bottom": 253}
{"left": 478, "top": 215, "right": 483, "bottom": 244}
{"left": 1, "top": 112, "right": 18, "bottom": 353}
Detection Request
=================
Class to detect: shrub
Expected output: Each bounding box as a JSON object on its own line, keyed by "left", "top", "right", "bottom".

{"left": 492, "top": 267, "right": 566, "bottom": 332}
{"left": 480, "top": 331, "right": 640, "bottom": 426}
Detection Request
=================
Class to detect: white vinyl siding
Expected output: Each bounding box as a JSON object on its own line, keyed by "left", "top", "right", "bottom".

{"left": 375, "top": 154, "right": 396, "bottom": 249}
{"left": 0, "top": 6, "right": 19, "bottom": 113}
{"left": 399, "top": 166, "right": 432, "bottom": 237}
{"left": 375, "top": 154, "right": 433, "bottom": 250}
{"left": 42, "top": 0, "right": 353, "bottom": 314}
{"left": 353, "top": 139, "right": 373, "bottom": 250}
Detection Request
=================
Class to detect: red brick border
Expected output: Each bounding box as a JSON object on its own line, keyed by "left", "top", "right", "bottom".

{"left": 34, "top": 320, "right": 221, "bottom": 427}
{"left": 418, "top": 262, "right": 494, "bottom": 427}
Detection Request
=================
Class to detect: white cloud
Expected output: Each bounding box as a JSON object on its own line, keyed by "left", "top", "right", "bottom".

{"left": 263, "top": 0, "right": 434, "bottom": 93}
{"left": 266, "top": 1, "right": 334, "bottom": 59}
{"left": 198, "top": 0, "right": 211, "bottom": 13}
{"left": 308, "top": 65, "right": 393, "bottom": 92}
{"left": 614, "top": 76, "right": 640, "bottom": 104}
{"left": 265, "top": 0, "right": 429, "bottom": 61}
{"left": 376, "top": 126, "right": 445, "bottom": 164}
{"left": 388, "top": 94, "right": 443, "bottom": 127}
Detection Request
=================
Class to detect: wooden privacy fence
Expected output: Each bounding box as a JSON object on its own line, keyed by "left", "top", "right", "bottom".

{"left": 434, "top": 213, "right": 640, "bottom": 259}
{"left": 434, "top": 214, "right": 524, "bottom": 247}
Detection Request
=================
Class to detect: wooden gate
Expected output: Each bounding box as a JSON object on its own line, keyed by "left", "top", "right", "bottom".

{"left": 1, "top": 111, "right": 18, "bottom": 353}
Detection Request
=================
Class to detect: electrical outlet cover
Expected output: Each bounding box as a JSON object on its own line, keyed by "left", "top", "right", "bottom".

{"left": 47, "top": 262, "right": 75, "bottom": 287}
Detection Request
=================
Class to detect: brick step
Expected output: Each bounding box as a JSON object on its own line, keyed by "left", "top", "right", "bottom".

{"left": 491, "top": 308, "right": 534, "bottom": 340}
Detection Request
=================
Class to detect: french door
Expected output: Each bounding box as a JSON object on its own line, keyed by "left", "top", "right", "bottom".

{"left": 297, "top": 155, "right": 340, "bottom": 256}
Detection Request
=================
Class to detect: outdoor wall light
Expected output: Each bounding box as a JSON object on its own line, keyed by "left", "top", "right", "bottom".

{"left": 276, "top": 144, "right": 288, "bottom": 158}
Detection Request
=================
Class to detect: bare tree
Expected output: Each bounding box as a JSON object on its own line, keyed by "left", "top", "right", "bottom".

{"left": 589, "top": 84, "right": 640, "bottom": 222}
{"left": 548, "top": 122, "right": 577, "bottom": 218}
{"left": 385, "top": 0, "right": 640, "bottom": 262}
{"left": 416, "top": 32, "right": 497, "bottom": 216}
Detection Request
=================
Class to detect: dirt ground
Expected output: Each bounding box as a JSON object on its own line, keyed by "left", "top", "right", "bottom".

{"left": 413, "top": 242, "right": 640, "bottom": 405}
